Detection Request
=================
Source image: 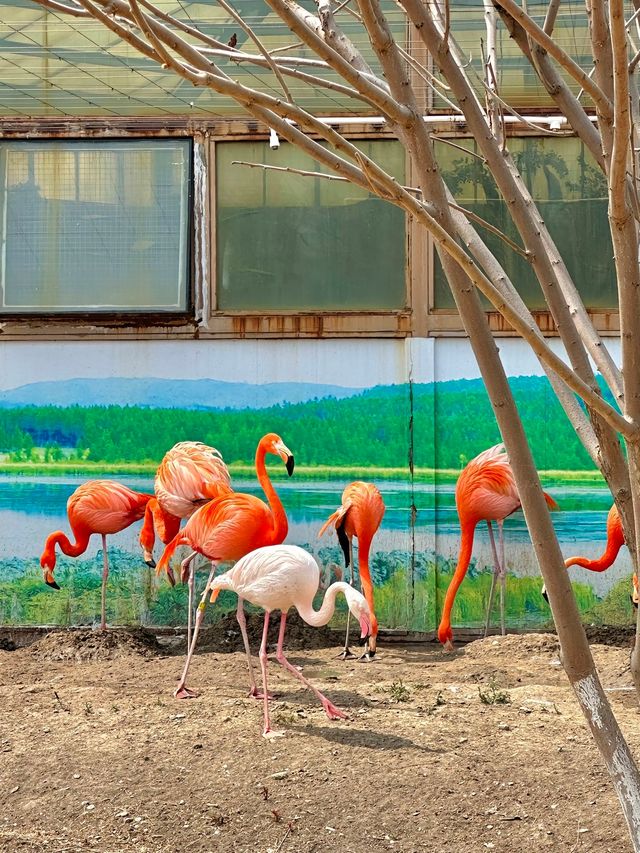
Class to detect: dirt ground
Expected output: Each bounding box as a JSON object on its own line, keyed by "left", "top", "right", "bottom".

{"left": 1, "top": 621, "right": 640, "bottom": 853}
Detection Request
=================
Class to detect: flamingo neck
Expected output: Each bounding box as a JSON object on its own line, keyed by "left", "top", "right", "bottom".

{"left": 438, "top": 521, "right": 476, "bottom": 642}
{"left": 255, "top": 442, "right": 288, "bottom": 544}
{"left": 296, "top": 582, "right": 349, "bottom": 627}
{"left": 43, "top": 529, "right": 91, "bottom": 563}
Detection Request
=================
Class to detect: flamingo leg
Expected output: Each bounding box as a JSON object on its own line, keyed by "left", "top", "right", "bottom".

{"left": 275, "top": 612, "right": 348, "bottom": 722}
{"left": 236, "top": 597, "right": 274, "bottom": 700}
{"left": 181, "top": 551, "right": 196, "bottom": 648}
{"left": 100, "top": 534, "right": 109, "bottom": 631}
{"left": 260, "top": 611, "right": 283, "bottom": 738}
{"left": 337, "top": 538, "right": 356, "bottom": 661}
{"left": 498, "top": 519, "right": 506, "bottom": 637}
{"left": 174, "top": 561, "right": 217, "bottom": 700}
{"left": 484, "top": 521, "right": 501, "bottom": 638}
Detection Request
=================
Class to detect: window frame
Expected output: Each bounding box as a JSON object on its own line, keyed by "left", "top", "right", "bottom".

{"left": 0, "top": 134, "right": 195, "bottom": 324}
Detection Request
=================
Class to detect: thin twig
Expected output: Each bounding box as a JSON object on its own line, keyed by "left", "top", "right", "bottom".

{"left": 448, "top": 202, "right": 530, "bottom": 259}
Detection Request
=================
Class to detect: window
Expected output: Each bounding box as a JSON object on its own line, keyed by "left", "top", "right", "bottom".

{"left": 0, "top": 139, "right": 191, "bottom": 314}
{"left": 432, "top": 136, "right": 615, "bottom": 312}
{"left": 215, "top": 140, "right": 407, "bottom": 311}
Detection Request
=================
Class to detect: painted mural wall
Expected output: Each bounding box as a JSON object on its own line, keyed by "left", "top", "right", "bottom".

{"left": 0, "top": 337, "right": 632, "bottom": 633}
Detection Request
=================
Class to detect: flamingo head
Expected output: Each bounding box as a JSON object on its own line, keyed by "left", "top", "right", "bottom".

{"left": 262, "top": 433, "right": 295, "bottom": 476}
{"left": 437, "top": 623, "right": 454, "bottom": 652}
{"left": 40, "top": 550, "right": 60, "bottom": 590}
{"left": 344, "top": 586, "right": 371, "bottom": 640}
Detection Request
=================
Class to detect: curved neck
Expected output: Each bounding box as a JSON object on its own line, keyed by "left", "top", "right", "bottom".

{"left": 255, "top": 441, "right": 288, "bottom": 543}
{"left": 439, "top": 521, "right": 476, "bottom": 635}
{"left": 43, "top": 529, "right": 91, "bottom": 562}
{"left": 296, "top": 581, "right": 350, "bottom": 627}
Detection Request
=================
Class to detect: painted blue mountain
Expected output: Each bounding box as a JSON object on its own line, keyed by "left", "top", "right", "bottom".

{"left": 0, "top": 377, "right": 361, "bottom": 410}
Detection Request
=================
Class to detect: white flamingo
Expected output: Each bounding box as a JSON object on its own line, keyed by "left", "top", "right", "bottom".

{"left": 204, "top": 544, "right": 371, "bottom": 738}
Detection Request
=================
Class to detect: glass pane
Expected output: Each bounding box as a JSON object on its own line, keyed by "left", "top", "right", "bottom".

{"left": 433, "top": 137, "right": 615, "bottom": 311}
{"left": 216, "top": 140, "right": 407, "bottom": 310}
{"left": 0, "top": 139, "right": 191, "bottom": 313}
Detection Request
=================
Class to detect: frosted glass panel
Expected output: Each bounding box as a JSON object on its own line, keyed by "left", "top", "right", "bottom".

{"left": 216, "top": 140, "right": 407, "bottom": 311}
{"left": 433, "top": 137, "right": 615, "bottom": 311}
{"left": 0, "top": 139, "right": 191, "bottom": 313}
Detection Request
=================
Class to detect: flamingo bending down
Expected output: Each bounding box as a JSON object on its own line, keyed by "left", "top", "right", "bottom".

{"left": 550, "top": 504, "right": 637, "bottom": 606}
{"left": 139, "top": 440, "right": 233, "bottom": 645}
{"left": 40, "top": 480, "right": 153, "bottom": 630}
{"left": 156, "top": 433, "right": 294, "bottom": 698}
{"left": 139, "top": 440, "right": 232, "bottom": 567}
{"left": 319, "top": 481, "right": 385, "bottom": 661}
{"left": 438, "top": 445, "right": 558, "bottom": 651}
{"left": 207, "top": 544, "right": 371, "bottom": 737}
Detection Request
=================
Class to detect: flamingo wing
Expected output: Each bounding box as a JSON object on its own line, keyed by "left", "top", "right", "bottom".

{"left": 155, "top": 442, "right": 232, "bottom": 517}
{"left": 69, "top": 481, "right": 151, "bottom": 534}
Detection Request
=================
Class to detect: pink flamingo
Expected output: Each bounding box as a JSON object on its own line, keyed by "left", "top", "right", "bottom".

{"left": 40, "top": 480, "right": 153, "bottom": 630}
{"left": 438, "top": 445, "right": 558, "bottom": 651}
{"left": 156, "top": 433, "right": 294, "bottom": 698}
{"left": 207, "top": 544, "right": 371, "bottom": 737}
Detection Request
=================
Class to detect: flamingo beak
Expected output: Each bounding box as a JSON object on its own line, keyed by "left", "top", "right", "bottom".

{"left": 45, "top": 575, "right": 60, "bottom": 590}
{"left": 541, "top": 584, "right": 549, "bottom": 604}
{"left": 275, "top": 441, "right": 295, "bottom": 475}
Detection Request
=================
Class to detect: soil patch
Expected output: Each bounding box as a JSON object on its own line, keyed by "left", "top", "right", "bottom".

{"left": 1, "top": 632, "right": 638, "bottom": 852}
{"left": 196, "top": 609, "right": 343, "bottom": 653}
{"left": 26, "top": 627, "right": 163, "bottom": 662}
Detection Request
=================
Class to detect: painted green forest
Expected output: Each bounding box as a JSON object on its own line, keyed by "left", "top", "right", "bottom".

{"left": 0, "top": 375, "right": 596, "bottom": 470}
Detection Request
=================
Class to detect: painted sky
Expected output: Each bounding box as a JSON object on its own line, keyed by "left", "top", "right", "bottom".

{"left": 0, "top": 336, "right": 622, "bottom": 390}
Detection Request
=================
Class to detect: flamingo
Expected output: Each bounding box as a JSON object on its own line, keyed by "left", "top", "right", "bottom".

{"left": 546, "top": 504, "right": 637, "bottom": 606}
{"left": 156, "top": 432, "right": 294, "bottom": 698}
{"left": 139, "top": 440, "right": 233, "bottom": 644}
{"left": 40, "top": 480, "right": 153, "bottom": 630}
{"left": 139, "top": 440, "right": 232, "bottom": 567}
{"left": 438, "top": 444, "right": 558, "bottom": 651}
{"left": 206, "top": 544, "right": 371, "bottom": 738}
{"left": 318, "top": 481, "right": 385, "bottom": 661}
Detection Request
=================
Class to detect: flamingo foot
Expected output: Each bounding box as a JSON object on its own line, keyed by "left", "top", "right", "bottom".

{"left": 174, "top": 684, "right": 199, "bottom": 700}
{"left": 248, "top": 686, "right": 276, "bottom": 700}
{"left": 358, "top": 648, "right": 376, "bottom": 662}
{"left": 336, "top": 648, "right": 356, "bottom": 661}
{"left": 442, "top": 639, "right": 454, "bottom": 652}
{"left": 322, "top": 700, "right": 349, "bottom": 721}
{"left": 262, "top": 729, "right": 286, "bottom": 739}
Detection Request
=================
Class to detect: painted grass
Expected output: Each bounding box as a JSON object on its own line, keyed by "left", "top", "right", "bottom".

{"left": 1, "top": 551, "right": 629, "bottom": 630}
{"left": 0, "top": 461, "right": 604, "bottom": 486}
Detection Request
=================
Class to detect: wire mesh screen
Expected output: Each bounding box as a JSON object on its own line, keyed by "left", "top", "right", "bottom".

{"left": 0, "top": 139, "right": 191, "bottom": 313}
{"left": 216, "top": 140, "right": 407, "bottom": 311}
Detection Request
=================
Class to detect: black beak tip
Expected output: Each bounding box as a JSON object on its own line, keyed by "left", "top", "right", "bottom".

{"left": 542, "top": 590, "right": 549, "bottom": 604}
{"left": 358, "top": 634, "right": 368, "bottom": 647}
{"left": 286, "top": 456, "right": 295, "bottom": 477}
{"left": 631, "top": 595, "right": 638, "bottom": 609}
{"left": 45, "top": 580, "right": 61, "bottom": 590}
{"left": 145, "top": 558, "right": 157, "bottom": 569}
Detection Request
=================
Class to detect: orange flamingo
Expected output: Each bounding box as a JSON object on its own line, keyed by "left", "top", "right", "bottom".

{"left": 438, "top": 444, "right": 558, "bottom": 651}
{"left": 207, "top": 544, "right": 371, "bottom": 737}
{"left": 139, "top": 441, "right": 232, "bottom": 568}
{"left": 319, "top": 481, "right": 385, "bottom": 661}
{"left": 560, "top": 504, "right": 637, "bottom": 606}
{"left": 139, "top": 441, "right": 233, "bottom": 644}
{"left": 40, "top": 480, "right": 153, "bottom": 630}
{"left": 156, "top": 433, "right": 294, "bottom": 698}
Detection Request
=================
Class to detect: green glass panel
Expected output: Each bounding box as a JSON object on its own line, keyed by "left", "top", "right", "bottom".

{"left": 433, "top": 137, "right": 616, "bottom": 311}
{"left": 216, "top": 140, "right": 407, "bottom": 311}
{"left": 0, "top": 139, "right": 191, "bottom": 313}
